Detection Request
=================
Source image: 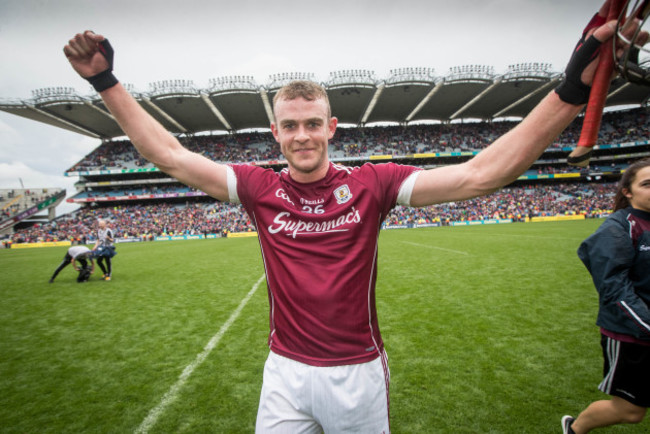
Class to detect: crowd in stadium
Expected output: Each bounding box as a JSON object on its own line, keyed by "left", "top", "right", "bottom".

{"left": 384, "top": 182, "right": 613, "bottom": 226}
{"left": 1, "top": 188, "right": 62, "bottom": 219}
{"left": 5, "top": 107, "right": 647, "bottom": 245}
{"left": 8, "top": 182, "right": 615, "bottom": 244}
{"left": 65, "top": 108, "right": 649, "bottom": 172}
{"left": 8, "top": 202, "right": 252, "bottom": 244}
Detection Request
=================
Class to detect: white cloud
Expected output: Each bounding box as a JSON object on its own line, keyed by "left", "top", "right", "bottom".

{"left": 0, "top": 161, "right": 64, "bottom": 187}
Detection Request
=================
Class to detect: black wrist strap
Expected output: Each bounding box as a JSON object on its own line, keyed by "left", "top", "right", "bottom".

{"left": 555, "top": 77, "right": 592, "bottom": 105}
{"left": 88, "top": 69, "right": 119, "bottom": 93}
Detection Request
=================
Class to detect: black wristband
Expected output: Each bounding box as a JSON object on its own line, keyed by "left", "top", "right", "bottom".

{"left": 88, "top": 69, "right": 119, "bottom": 92}
{"left": 555, "top": 77, "right": 591, "bottom": 105}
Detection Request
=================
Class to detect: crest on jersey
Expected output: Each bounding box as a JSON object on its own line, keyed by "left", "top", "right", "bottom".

{"left": 334, "top": 184, "right": 353, "bottom": 204}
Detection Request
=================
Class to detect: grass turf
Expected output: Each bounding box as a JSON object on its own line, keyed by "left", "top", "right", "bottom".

{"left": 1, "top": 220, "right": 647, "bottom": 433}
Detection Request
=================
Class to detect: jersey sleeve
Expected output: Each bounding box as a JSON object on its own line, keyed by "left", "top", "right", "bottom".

{"left": 397, "top": 171, "right": 420, "bottom": 206}
{"left": 359, "top": 163, "right": 421, "bottom": 217}
{"left": 227, "top": 163, "right": 259, "bottom": 205}
{"left": 227, "top": 163, "right": 277, "bottom": 207}
{"left": 226, "top": 165, "right": 240, "bottom": 204}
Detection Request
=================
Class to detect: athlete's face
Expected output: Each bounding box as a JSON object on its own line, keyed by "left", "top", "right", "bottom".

{"left": 624, "top": 166, "right": 650, "bottom": 213}
{"left": 271, "top": 97, "right": 337, "bottom": 183}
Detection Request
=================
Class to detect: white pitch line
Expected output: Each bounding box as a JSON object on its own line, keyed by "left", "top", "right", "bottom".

{"left": 134, "top": 274, "right": 266, "bottom": 434}
{"left": 400, "top": 241, "right": 469, "bottom": 256}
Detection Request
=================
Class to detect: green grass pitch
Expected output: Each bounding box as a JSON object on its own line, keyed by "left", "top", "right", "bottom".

{"left": 1, "top": 220, "right": 647, "bottom": 433}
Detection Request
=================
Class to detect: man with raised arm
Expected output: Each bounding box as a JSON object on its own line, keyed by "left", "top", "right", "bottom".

{"left": 63, "top": 2, "right": 645, "bottom": 431}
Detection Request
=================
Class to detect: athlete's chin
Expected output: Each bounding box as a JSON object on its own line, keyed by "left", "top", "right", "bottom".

{"left": 293, "top": 163, "right": 320, "bottom": 174}
{"left": 290, "top": 156, "right": 324, "bottom": 173}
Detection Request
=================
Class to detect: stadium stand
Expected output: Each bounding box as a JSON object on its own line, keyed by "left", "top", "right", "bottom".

{"left": 0, "top": 188, "right": 66, "bottom": 238}
{"left": 2, "top": 61, "right": 649, "bottom": 247}
{"left": 5, "top": 105, "right": 648, "bottom": 246}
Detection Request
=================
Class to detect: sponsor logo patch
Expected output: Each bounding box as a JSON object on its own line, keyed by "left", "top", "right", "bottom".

{"left": 334, "top": 184, "right": 353, "bottom": 204}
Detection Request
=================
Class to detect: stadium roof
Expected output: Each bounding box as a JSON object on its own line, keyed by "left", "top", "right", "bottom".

{"left": 1, "top": 63, "right": 649, "bottom": 139}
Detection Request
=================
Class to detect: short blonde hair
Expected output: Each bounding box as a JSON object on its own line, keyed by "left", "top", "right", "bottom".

{"left": 273, "top": 80, "right": 331, "bottom": 118}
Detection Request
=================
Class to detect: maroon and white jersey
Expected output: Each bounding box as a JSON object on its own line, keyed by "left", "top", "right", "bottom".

{"left": 227, "top": 162, "right": 420, "bottom": 367}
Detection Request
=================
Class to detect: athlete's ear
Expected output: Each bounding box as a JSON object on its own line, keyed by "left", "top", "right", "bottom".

{"left": 271, "top": 122, "right": 280, "bottom": 143}
{"left": 328, "top": 116, "right": 338, "bottom": 140}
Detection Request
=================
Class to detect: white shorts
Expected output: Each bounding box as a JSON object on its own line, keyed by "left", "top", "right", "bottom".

{"left": 255, "top": 351, "right": 391, "bottom": 434}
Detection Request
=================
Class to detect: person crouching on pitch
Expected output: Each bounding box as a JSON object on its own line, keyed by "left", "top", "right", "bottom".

{"left": 49, "top": 245, "right": 95, "bottom": 283}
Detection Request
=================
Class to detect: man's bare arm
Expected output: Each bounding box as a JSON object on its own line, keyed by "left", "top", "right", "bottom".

{"left": 410, "top": 18, "right": 620, "bottom": 207}
{"left": 410, "top": 91, "right": 582, "bottom": 207}
{"left": 98, "top": 84, "right": 229, "bottom": 201}
{"left": 64, "top": 31, "right": 229, "bottom": 202}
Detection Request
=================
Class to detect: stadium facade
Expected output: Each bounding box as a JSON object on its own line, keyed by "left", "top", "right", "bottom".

{"left": 1, "top": 64, "right": 650, "bottom": 239}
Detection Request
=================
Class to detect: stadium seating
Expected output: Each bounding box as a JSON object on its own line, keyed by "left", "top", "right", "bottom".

{"left": 0, "top": 188, "right": 66, "bottom": 236}
{"left": 5, "top": 107, "right": 649, "bottom": 245}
